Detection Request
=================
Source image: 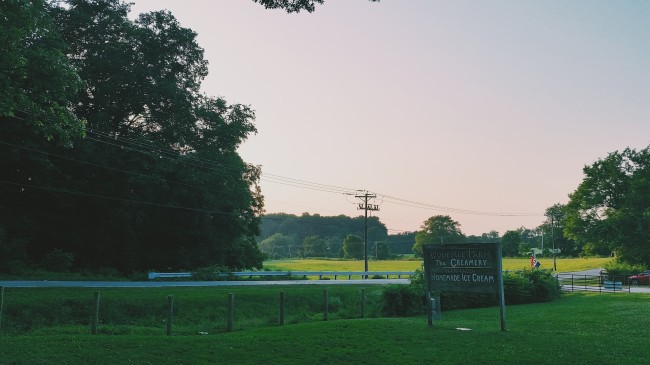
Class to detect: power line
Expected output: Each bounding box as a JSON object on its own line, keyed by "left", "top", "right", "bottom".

{"left": 4, "top": 103, "right": 544, "bottom": 218}
{"left": 378, "top": 194, "right": 541, "bottom": 217}
{"left": 85, "top": 129, "right": 358, "bottom": 195}
{"left": 0, "top": 140, "right": 244, "bottom": 197}
{"left": 0, "top": 179, "right": 244, "bottom": 217}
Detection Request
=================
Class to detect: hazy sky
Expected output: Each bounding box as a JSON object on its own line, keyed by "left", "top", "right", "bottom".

{"left": 129, "top": 0, "right": 649, "bottom": 235}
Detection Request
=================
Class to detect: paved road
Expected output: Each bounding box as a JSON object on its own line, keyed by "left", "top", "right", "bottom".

{"left": 0, "top": 279, "right": 409, "bottom": 288}
{"left": 560, "top": 268, "right": 605, "bottom": 276}
{"left": 2, "top": 268, "right": 649, "bottom": 293}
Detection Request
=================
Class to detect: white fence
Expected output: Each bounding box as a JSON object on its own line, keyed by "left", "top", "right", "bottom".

{"left": 557, "top": 273, "right": 630, "bottom": 293}
{"left": 148, "top": 271, "right": 416, "bottom": 280}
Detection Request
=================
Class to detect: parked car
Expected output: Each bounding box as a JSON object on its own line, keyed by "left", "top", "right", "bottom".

{"left": 628, "top": 270, "right": 650, "bottom": 285}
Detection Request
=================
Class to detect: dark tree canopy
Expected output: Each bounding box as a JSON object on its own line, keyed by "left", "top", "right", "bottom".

{"left": 0, "top": 0, "right": 264, "bottom": 274}
{"left": 0, "top": 0, "right": 84, "bottom": 145}
{"left": 252, "top": 0, "right": 379, "bottom": 13}
{"left": 564, "top": 146, "right": 650, "bottom": 266}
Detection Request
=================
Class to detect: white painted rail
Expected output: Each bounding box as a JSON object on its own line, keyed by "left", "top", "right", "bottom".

{"left": 147, "top": 271, "right": 416, "bottom": 280}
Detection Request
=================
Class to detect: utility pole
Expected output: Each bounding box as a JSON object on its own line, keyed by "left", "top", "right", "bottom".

{"left": 356, "top": 191, "right": 379, "bottom": 278}
{"left": 551, "top": 215, "right": 557, "bottom": 272}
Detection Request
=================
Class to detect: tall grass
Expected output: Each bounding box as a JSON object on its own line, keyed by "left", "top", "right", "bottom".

{"left": 0, "top": 285, "right": 384, "bottom": 335}
{"left": 1, "top": 292, "right": 648, "bottom": 364}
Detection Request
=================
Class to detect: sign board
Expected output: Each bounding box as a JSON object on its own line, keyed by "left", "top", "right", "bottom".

{"left": 423, "top": 243, "right": 507, "bottom": 331}
{"left": 424, "top": 243, "right": 499, "bottom": 294}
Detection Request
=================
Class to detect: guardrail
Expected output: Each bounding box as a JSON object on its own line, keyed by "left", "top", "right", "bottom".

{"left": 148, "top": 271, "right": 416, "bottom": 280}
{"left": 557, "top": 274, "right": 630, "bottom": 293}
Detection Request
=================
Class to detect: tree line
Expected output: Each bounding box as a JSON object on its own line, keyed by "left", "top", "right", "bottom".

{"left": 261, "top": 144, "right": 650, "bottom": 270}
{"left": 258, "top": 213, "right": 392, "bottom": 259}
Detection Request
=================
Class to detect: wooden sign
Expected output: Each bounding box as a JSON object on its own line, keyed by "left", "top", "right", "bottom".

{"left": 424, "top": 243, "right": 499, "bottom": 293}
{"left": 423, "top": 243, "right": 506, "bottom": 331}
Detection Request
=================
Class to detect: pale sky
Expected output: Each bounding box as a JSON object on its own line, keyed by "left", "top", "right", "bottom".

{"left": 129, "top": 0, "right": 650, "bottom": 236}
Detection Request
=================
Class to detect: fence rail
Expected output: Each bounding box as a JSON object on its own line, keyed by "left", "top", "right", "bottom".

{"left": 147, "top": 271, "right": 416, "bottom": 280}
{"left": 557, "top": 274, "right": 630, "bottom": 293}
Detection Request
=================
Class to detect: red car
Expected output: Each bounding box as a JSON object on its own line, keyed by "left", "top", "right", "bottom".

{"left": 629, "top": 270, "right": 650, "bottom": 285}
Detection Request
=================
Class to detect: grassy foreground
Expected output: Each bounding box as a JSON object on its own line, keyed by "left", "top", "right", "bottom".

{"left": 264, "top": 257, "right": 612, "bottom": 273}
{"left": 1, "top": 292, "right": 648, "bottom": 364}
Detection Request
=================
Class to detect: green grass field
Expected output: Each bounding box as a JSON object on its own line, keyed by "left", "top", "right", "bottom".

{"left": 1, "top": 291, "right": 647, "bottom": 364}
{"left": 264, "top": 257, "right": 612, "bottom": 273}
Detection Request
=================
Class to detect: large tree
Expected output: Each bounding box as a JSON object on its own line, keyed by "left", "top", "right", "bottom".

{"left": 564, "top": 147, "right": 650, "bottom": 266}
{"left": 1, "top": 0, "right": 85, "bottom": 273}
{"left": 412, "top": 215, "right": 465, "bottom": 257}
{"left": 1, "top": 0, "right": 265, "bottom": 273}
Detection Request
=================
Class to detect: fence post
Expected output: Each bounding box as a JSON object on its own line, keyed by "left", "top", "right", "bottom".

{"left": 166, "top": 295, "right": 173, "bottom": 336}
{"left": 323, "top": 289, "right": 328, "bottom": 321}
{"left": 91, "top": 291, "right": 100, "bottom": 335}
{"left": 279, "top": 291, "right": 285, "bottom": 325}
{"left": 227, "top": 293, "right": 235, "bottom": 332}
{"left": 360, "top": 288, "right": 365, "bottom": 318}
{"left": 0, "top": 286, "right": 4, "bottom": 334}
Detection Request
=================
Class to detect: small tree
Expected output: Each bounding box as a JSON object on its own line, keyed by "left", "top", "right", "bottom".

{"left": 303, "top": 235, "right": 327, "bottom": 258}
{"left": 342, "top": 234, "right": 364, "bottom": 259}
{"left": 258, "top": 233, "right": 296, "bottom": 259}
{"left": 413, "top": 215, "right": 465, "bottom": 257}
{"left": 501, "top": 230, "right": 523, "bottom": 257}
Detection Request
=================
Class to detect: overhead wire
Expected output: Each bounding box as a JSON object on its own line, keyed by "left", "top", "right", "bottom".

{"left": 377, "top": 194, "right": 541, "bottom": 217}
{"left": 85, "top": 128, "right": 359, "bottom": 195}
{"left": 0, "top": 179, "right": 244, "bottom": 217}
{"left": 3, "top": 101, "right": 543, "bottom": 220}
{"left": 0, "top": 140, "right": 250, "bottom": 197}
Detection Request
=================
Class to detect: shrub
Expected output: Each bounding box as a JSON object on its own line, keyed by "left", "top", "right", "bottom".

{"left": 39, "top": 249, "right": 74, "bottom": 272}
{"left": 603, "top": 261, "right": 646, "bottom": 282}
{"left": 380, "top": 284, "right": 425, "bottom": 317}
{"left": 381, "top": 265, "right": 560, "bottom": 316}
{"left": 504, "top": 268, "right": 560, "bottom": 304}
{"left": 191, "top": 265, "right": 230, "bottom": 281}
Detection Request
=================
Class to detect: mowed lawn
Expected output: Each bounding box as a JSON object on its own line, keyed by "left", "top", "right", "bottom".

{"left": 264, "top": 257, "right": 612, "bottom": 273}
{"left": 1, "top": 292, "right": 647, "bottom": 365}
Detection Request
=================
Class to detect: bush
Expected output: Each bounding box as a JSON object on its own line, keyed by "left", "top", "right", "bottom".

{"left": 39, "top": 249, "right": 74, "bottom": 272}
{"left": 191, "top": 265, "right": 230, "bottom": 281}
{"left": 603, "top": 261, "right": 646, "bottom": 282}
{"left": 380, "top": 284, "right": 426, "bottom": 317}
{"left": 381, "top": 265, "right": 560, "bottom": 316}
{"left": 504, "top": 268, "right": 560, "bottom": 304}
